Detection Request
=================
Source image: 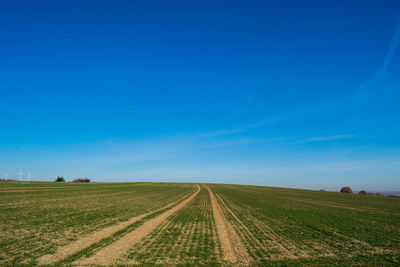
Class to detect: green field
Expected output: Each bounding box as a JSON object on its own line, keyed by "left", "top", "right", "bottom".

{"left": 0, "top": 181, "right": 399, "bottom": 266}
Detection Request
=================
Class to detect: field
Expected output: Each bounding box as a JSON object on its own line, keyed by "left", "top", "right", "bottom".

{"left": 0, "top": 181, "right": 399, "bottom": 266}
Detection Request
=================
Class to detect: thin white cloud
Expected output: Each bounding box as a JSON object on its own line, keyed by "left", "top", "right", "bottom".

{"left": 304, "top": 162, "right": 360, "bottom": 172}
{"left": 357, "top": 14, "right": 400, "bottom": 98}
{"left": 383, "top": 15, "right": 400, "bottom": 73}
{"left": 303, "top": 158, "right": 400, "bottom": 172}
{"left": 189, "top": 118, "right": 283, "bottom": 139}
{"left": 71, "top": 122, "right": 282, "bottom": 167}
{"left": 293, "top": 134, "right": 354, "bottom": 144}
{"left": 305, "top": 134, "right": 354, "bottom": 142}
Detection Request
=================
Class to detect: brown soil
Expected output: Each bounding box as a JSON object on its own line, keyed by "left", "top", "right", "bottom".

{"left": 203, "top": 184, "right": 250, "bottom": 264}
{"left": 74, "top": 184, "right": 200, "bottom": 266}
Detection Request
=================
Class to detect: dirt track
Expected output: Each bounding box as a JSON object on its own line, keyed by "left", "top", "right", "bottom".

{"left": 203, "top": 184, "right": 250, "bottom": 263}
{"left": 75, "top": 184, "right": 200, "bottom": 266}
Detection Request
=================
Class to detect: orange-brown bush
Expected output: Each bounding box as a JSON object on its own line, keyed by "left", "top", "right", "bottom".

{"left": 73, "top": 178, "right": 91, "bottom": 183}
{"left": 340, "top": 186, "right": 352, "bottom": 193}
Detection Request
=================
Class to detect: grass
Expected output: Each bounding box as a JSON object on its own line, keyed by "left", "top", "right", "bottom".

{"left": 0, "top": 181, "right": 195, "bottom": 265}
{"left": 208, "top": 183, "right": 400, "bottom": 265}
{"left": 0, "top": 181, "right": 399, "bottom": 266}
{"left": 123, "top": 184, "right": 220, "bottom": 265}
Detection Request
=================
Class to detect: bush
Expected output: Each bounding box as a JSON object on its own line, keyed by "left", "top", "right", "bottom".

{"left": 55, "top": 176, "right": 65, "bottom": 182}
{"left": 73, "top": 178, "right": 90, "bottom": 183}
{"left": 359, "top": 190, "right": 367, "bottom": 194}
{"left": 340, "top": 186, "right": 352, "bottom": 193}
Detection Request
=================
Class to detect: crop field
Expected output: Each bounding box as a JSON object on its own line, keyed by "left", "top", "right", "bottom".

{"left": 0, "top": 181, "right": 399, "bottom": 266}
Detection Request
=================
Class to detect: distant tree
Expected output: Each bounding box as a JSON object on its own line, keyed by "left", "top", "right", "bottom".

{"left": 359, "top": 190, "right": 367, "bottom": 194}
{"left": 55, "top": 176, "right": 65, "bottom": 182}
{"left": 73, "top": 178, "right": 90, "bottom": 183}
{"left": 340, "top": 186, "right": 352, "bottom": 193}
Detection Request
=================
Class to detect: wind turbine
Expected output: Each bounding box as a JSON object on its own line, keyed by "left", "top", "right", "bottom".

{"left": 27, "top": 172, "right": 32, "bottom": 182}
{"left": 4, "top": 172, "right": 8, "bottom": 180}
{"left": 19, "top": 169, "right": 23, "bottom": 182}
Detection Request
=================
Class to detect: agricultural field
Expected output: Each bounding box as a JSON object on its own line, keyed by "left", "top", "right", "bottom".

{"left": 0, "top": 181, "right": 399, "bottom": 266}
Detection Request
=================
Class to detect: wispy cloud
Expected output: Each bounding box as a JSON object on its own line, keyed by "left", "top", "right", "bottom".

{"left": 304, "top": 162, "right": 360, "bottom": 172}
{"left": 383, "top": 15, "right": 400, "bottom": 74}
{"left": 303, "top": 158, "right": 400, "bottom": 172}
{"left": 305, "top": 134, "right": 354, "bottom": 142}
{"left": 294, "top": 134, "right": 354, "bottom": 144}
{"left": 70, "top": 119, "right": 284, "bottom": 167}
{"left": 188, "top": 118, "right": 283, "bottom": 139}
{"left": 357, "top": 14, "right": 400, "bottom": 99}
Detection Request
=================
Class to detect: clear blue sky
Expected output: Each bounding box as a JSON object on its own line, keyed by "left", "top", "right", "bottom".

{"left": 1, "top": 0, "right": 399, "bottom": 191}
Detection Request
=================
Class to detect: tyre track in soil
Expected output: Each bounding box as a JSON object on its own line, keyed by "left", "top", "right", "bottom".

{"left": 215, "top": 193, "right": 294, "bottom": 260}
{"left": 229, "top": 198, "right": 389, "bottom": 258}
{"left": 217, "top": 194, "right": 300, "bottom": 259}
{"left": 37, "top": 186, "right": 198, "bottom": 265}
{"left": 75, "top": 184, "right": 200, "bottom": 266}
{"left": 203, "top": 184, "right": 250, "bottom": 264}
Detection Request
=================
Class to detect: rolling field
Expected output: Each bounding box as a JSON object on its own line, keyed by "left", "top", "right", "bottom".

{"left": 0, "top": 181, "right": 399, "bottom": 266}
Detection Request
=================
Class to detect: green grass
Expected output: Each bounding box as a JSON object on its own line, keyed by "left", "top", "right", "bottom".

{"left": 208, "top": 183, "right": 400, "bottom": 265}
{"left": 1, "top": 181, "right": 399, "bottom": 266}
{"left": 123, "top": 184, "right": 220, "bottom": 265}
{"left": 0, "top": 181, "right": 195, "bottom": 265}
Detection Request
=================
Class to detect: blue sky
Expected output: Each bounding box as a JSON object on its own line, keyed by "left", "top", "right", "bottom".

{"left": 1, "top": 0, "right": 400, "bottom": 191}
